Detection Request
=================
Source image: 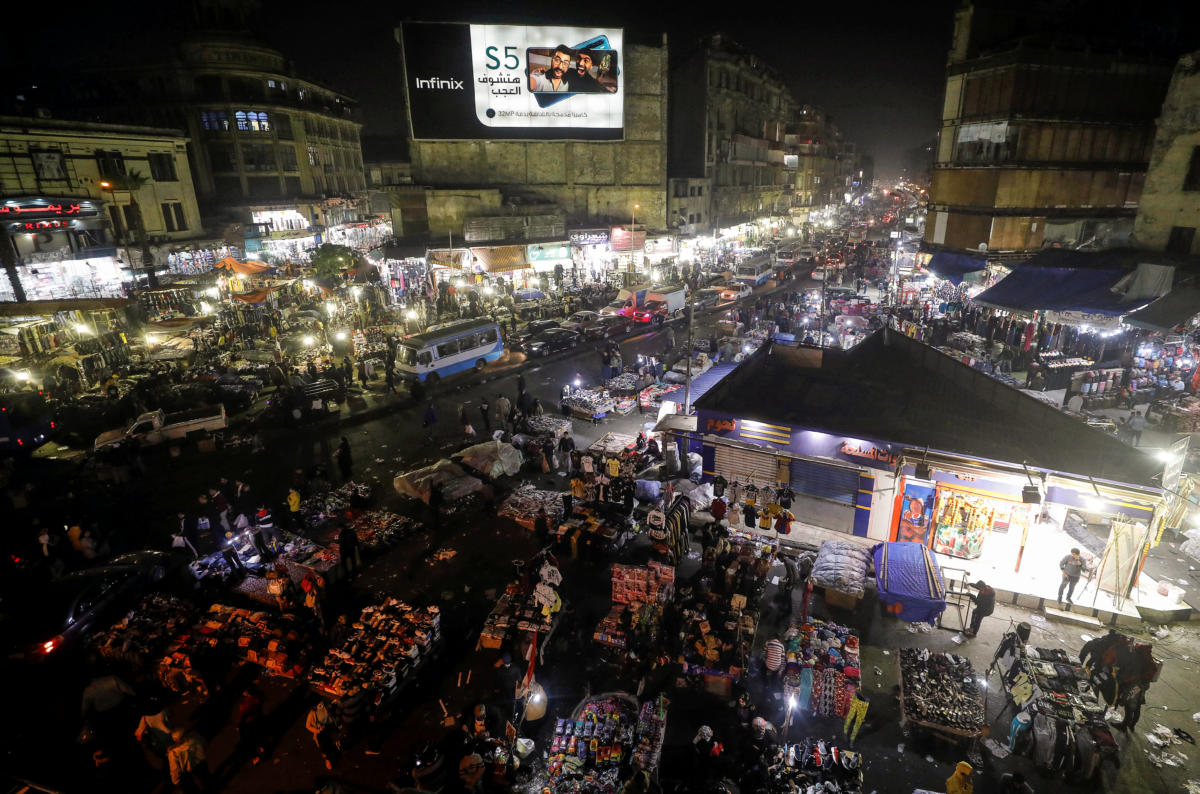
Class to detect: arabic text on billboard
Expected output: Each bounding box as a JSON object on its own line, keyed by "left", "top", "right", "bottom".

{"left": 569, "top": 229, "right": 609, "bottom": 246}
{"left": 401, "top": 23, "right": 625, "bottom": 141}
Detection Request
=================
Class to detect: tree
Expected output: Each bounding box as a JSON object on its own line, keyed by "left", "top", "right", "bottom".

{"left": 109, "top": 170, "right": 159, "bottom": 288}
{"left": 310, "top": 244, "right": 360, "bottom": 280}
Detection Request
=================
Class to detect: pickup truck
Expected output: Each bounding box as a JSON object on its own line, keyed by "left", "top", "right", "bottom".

{"left": 630, "top": 286, "right": 687, "bottom": 324}
{"left": 600, "top": 285, "right": 652, "bottom": 317}
{"left": 94, "top": 405, "right": 227, "bottom": 452}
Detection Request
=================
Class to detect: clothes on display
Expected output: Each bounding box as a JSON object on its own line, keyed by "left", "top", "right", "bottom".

{"left": 638, "top": 381, "right": 682, "bottom": 412}
{"left": 499, "top": 483, "right": 566, "bottom": 529}
{"left": 782, "top": 619, "right": 861, "bottom": 718}
{"left": 810, "top": 541, "right": 873, "bottom": 598}
{"left": 897, "top": 648, "right": 985, "bottom": 736}
{"left": 308, "top": 599, "right": 441, "bottom": 704}
{"left": 479, "top": 553, "right": 564, "bottom": 651}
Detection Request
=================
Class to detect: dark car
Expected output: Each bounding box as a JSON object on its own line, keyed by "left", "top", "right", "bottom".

{"left": 586, "top": 315, "right": 633, "bottom": 340}
{"left": 524, "top": 328, "right": 579, "bottom": 357}
{"left": 2, "top": 551, "right": 171, "bottom": 663}
{"left": 511, "top": 320, "right": 561, "bottom": 352}
{"left": 690, "top": 288, "right": 721, "bottom": 310}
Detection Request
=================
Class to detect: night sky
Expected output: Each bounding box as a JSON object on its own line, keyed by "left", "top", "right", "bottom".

{"left": 4, "top": 0, "right": 960, "bottom": 178}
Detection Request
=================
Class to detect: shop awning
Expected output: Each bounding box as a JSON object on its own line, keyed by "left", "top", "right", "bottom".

{"left": 1124, "top": 286, "right": 1200, "bottom": 332}
{"left": 231, "top": 288, "right": 273, "bottom": 304}
{"left": 974, "top": 265, "right": 1133, "bottom": 315}
{"left": 471, "top": 245, "right": 528, "bottom": 273}
{"left": 685, "top": 361, "right": 738, "bottom": 406}
{"left": 427, "top": 248, "right": 469, "bottom": 268}
{"left": 214, "top": 256, "right": 271, "bottom": 275}
{"left": 927, "top": 251, "right": 986, "bottom": 285}
{"left": 0, "top": 298, "right": 133, "bottom": 317}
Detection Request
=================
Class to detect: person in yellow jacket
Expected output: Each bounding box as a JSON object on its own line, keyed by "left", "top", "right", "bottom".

{"left": 946, "top": 760, "right": 974, "bottom": 794}
{"left": 287, "top": 487, "right": 303, "bottom": 530}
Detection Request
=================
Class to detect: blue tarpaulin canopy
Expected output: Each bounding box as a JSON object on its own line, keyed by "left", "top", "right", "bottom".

{"left": 872, "top": 541, "right": 947, "bottom": 625}
{"left": 928, "top": 251, "right": 986, "bottom": 285}
{"left": 973, "top": 265, "right": 1132, "bottom": 315}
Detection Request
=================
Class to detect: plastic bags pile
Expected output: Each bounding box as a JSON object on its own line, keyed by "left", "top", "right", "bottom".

{"left": 811, "top": 540, "right": 874, "bottom": 597}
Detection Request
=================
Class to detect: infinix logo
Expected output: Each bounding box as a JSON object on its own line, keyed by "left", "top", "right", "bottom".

{"left": 415, "top": 77, "right": 464, "bottom": 90}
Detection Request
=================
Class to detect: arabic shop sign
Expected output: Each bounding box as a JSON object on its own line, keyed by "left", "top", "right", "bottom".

{"left": 569, "top": 228, "right": 609, "bottom": 246}
{"left": 838, "top": 441, "right": 897, "bottom": 466}
{"left": 8, "top": 219, "right": 76, "bottom": 232}
{"left": 526, "top": 243, "right": 571, "bottom": 262}
{"left": 0, "top": 198, "right": 100, "bottom": 220}
{"left": 704, "top": 417, "right": 737, "bottom": 434}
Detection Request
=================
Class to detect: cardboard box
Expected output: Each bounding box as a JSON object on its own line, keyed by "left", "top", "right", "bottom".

{"left": 823, "top": 587, "right": 861, "bottom": 610}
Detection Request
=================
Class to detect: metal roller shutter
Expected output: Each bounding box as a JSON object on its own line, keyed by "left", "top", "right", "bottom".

{"left": 790, "top": 459, "right": 860, "bottom": 504}
{"left": 712, "top": 443, "right": 780, "bottom": 488}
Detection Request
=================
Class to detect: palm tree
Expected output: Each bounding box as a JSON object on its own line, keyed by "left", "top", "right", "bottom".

{"left": 110, "top": 170, "right": 159, "bottom": 288}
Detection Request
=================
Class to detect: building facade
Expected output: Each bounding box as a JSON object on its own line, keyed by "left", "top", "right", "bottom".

{"left": 402, "top": 35, "right": 669, "bottom": 240}
{"left": 924, "top": 2, "right": 1174, "bottom": 259}
{"left": 1133, "top": 51, "right": 1200, "bottom": 256}
{"left": 73, "top": 31, "right": 369, "bottom": 262}
{"left": 0, "top": 116, "right": 204, "bottom": 301}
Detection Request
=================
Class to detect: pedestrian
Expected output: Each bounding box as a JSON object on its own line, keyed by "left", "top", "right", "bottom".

{"left": 236, "top": 685, "right": 267, "bottom": 766}
{"left": 558, "top": 431, "right": 576, "bottom": 470}
{"left": 339, "top": 523, "right": 360, "bottom": 577}
{"left": 335, "top": 436, "right": 353, "bottom": 482}
{"left": 301, "top": 572, "right": 326, "bottom": 633}
{"left": 167, "top": 728, "right": 211, "bottom": 793}
{"left": 495, "top": 393, "right": 513, "bottom": 432}
{"left": 256, "top": 504, "right": 281, "bottom": 552}
{"left": 665, "top": 326, "right": 675, "bottom": 351}
{"left": 517, "top": 372, "right": 527, "bottom": 398}
{"left": 287, "top": 487, "right": 304, "bottom": 532}
{"left": 357, "top": 361, "right": 368, "bottom": 390}
{"left": 341, "top": 356, "right": 352, "bottom": 383}
{"left": 1128, "top": 409, "right": 1146, "bottom": 445}
{"left": 305, "top": 701, "right": 340, "bottom": 770}
{"left": 1116, "top": 682, "right": 1146, "bottom": 731}
{"left": 763, "top": 635, "right": 784, "bottom": 683}
{"left": 965, "top": 580, "right": 995, "bottom": 638}
{"left": 384, "top": 367, "right": 397, "bottom": 395}
{"left": 423, "top": 401, "right": 438, "bottom": 441}
{"left": 459, "top": 403, "right": 476, "bottom": 439}
{"left": 409, "top": 377, "right": 425, "bottom": 403}
{"left": 1057, "top": 547, "right": 1084, "bottom": 606}
{"left": 945, "top": 760, "right": 973, "bottom": 794}
{"left": 479, "top": 395, "right": 492, "bottom": 433}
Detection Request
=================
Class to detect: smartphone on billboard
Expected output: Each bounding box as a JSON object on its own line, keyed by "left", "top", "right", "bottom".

{"left": 528, "top": 34, "right": 620, "bottom": 107}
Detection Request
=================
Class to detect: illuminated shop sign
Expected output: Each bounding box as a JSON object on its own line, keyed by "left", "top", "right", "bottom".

{"left": 0, "top": 199, "right": 101, "bottom": 220}
{"left": 569, "top": 229, "right": 609, "bottom": 245}
{"left": 401, "top": 23, "right": 624, "bottom": 140}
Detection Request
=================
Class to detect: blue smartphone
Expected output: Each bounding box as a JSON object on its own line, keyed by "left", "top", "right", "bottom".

{"left": 531, "top": 34, "right": 619, "bottom": 107}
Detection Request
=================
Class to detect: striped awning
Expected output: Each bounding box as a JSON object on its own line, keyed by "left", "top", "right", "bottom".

{"left": 471, "top": 245, "right": 529, "bottom": 273}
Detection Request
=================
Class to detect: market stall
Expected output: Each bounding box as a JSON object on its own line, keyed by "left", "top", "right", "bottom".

{"left": 188, "top": 530, "right": 339, "bottom": 604}
{"left": 545, "top": 691, "right": 668, "bottom": 793}
{"left": 928, "top": 486, "right": 1035, "bottom": 561}
{"left": 309, "top": 599, "right": 441, "bottom": 706}
{"left": 555, "top": 506, "right": 634, "bottom": 560}
{"left": 158, "top": 604, "right": 309, "bottom": 698}
{"left": 479, "top": 552, "right": 564, "bottom": 660}
{"left": 562, "top": 385, "right": 616, "bottom": 422}
{"left": 453, "top": 440, "right": 524, "bottom": 479}
{"left": 810, "top": 540, "right": 873, "bottom": 609}
{"left": 638, "top": 381, "right": 682, "bottom": 413}
{"left": 872, "top": 542, "right": 947, "bottom": 625}
{"left": 593, "top": 562, "right": 675, "bottom": 653}
{"left": 393, "top": 459, "right": 486, "bottom": 503}
{"left": 90, "top": 593, "right": 196, "bottom": 671}
{"left": 782, "top": 619, "right": 862, "bottom": 719}
{"left": 499, "top": 483, "right": 565, "bottom": 530}
{"left": 897, "top": 648, "right": 985, "bottom": 745}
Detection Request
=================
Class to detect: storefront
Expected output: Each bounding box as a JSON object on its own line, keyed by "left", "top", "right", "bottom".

{"left": 1, "top": 252, "right": 130, "bottom": 302}
{"left": 568, "top": 228, "right": 612, "bottom": 280}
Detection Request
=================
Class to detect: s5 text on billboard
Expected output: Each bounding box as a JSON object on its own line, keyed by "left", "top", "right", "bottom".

{"left": 399, "top": 23, "right": 624, "bottom": 141}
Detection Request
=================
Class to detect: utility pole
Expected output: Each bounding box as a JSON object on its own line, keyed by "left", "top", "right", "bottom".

{"left": 0, "top": 224, "right": 27, "bottom": 302}
{"left": 683, "top": 298, "right": 695, "bottom": 413}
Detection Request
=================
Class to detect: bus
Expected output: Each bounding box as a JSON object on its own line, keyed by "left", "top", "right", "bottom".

{"left": 395, "top": 318, "right": 504, "bottom": 385}
{"left": 734, "top": 260, "right": 772, "bottom": 287}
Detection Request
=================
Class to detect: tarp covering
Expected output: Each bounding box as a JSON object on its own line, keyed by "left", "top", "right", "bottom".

{"left": 393, "top": 459, "right": 484, "bottom": 503}
{"left": 928, "top": 251, "right": 986, "bottom": 285}
{"left": 872, "top": 541, "right": 947, "bottom": 625}
{"left": 452, "top": 441, "right": 524, "bottom": 479}
{"left": 471, "top": 245, "right": 528, "bottom": 273}
{"left": 1125, "top": 286, "right": 1200, "bottom": 332}
{"left": 214, "top": 256, "right": 271, "bottom": 275}
{"left": 684, "top": 361, "right": 738, "bottom": 406}
{"left": 230, "top": 289, "right": 273, "bottom": 304}
{"left": 974, "top": 265, "right": 1133, "bottom": 315}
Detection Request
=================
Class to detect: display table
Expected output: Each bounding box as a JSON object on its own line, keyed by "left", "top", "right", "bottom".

{"left": 499, "top": 483, "right": 565, "bottom": 529}
{"left": 897, "top": 648, "right": 984, "bottom": 743}
{"left": 90, "top": 593, "right": 196, "bottom": 670}
{"left": 479, "top": 555, "right": 564, "bottom": 657}
{"left": 638, "top": 381, "right": 682, "bottom": 412}
{"left": 546, "top": 691, "right": 647, "bottom": 792}
{"left": 783, "top": 619, "right": 861, "bottom": 718}
{"left": 309, "top": 599, "right": 440, "bottom": 706}
{"left": 563, "top": 387, "right": 615, "bottom": 420}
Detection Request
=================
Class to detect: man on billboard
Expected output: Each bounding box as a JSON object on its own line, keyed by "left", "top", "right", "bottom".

{"left": 565, "top": 49, "right": 616, "bottom": 93}
{"left": 528, "top": 45, "right": 573, "bottom": 92}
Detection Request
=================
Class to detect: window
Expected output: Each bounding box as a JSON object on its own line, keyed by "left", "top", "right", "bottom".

{"left": 108, "top": 206, "right": 125, "bottom": 240}
{"left": 207, "top": 143, "right": 235, "bottom": 172}
{"left": 200, "top": 111, "right": 229, "bottom": 131}
{"left": 689, "top": 186, "right": 697, "bottom": 197}
{"left": 122, "top": 205, "right": 138, "bottom": 232}
{"left": 30, "top": 149, "right": 67, "bottom": 180}
{"left": 416, "top": 350, "right": 431, "bottom": 366}
{"left": 436, "top": 340, "right": 459, "bottom": 358}
{"left": 148, "top": 153, "right": 178, "bottom": 181}
{"left": 697, "top": 212, "right": 702, "bottom": 223}
{"left": 95, "top": 150, "right": 126, "bottom": 178}
{"left": 459, "top": 334, "right": 480, "bottom": 351}
{"left": 173, "top": 203, "right": 186, "bottom": 231}
{"left": 241, "top": 144, "right": 276, "bottom": 171}
{"left": 1184, "top": 147, "right": 1200, "bottom": 191}
{"left": 481, "top": 328, "right": 498, "bottom": 345}
{"left": 697, "top": 186, "right": 703, "bottom": 196}
{"left": 274, "top": 114, "right": 293, "bottom": 140}
{"left": 307, "top": 145, "right": 319, "bottom": 166}
{"left": 279, "top": 147, "right": 298, "bottom": 171}
{"left": 688, "top": 213, "right": 695, "bottom": 223}
{"left": 161, "top": 203, "right": 176, "bottom": 232}
{"left": 1167, "top": 226, "right": 1196, "bottom": 255}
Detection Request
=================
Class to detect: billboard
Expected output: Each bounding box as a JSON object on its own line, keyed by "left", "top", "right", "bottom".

{"left": 400, "top": 23, "right": 624, "bottom": 141}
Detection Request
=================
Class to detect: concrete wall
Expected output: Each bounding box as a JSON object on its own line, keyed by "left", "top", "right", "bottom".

{"left": 409, "top": 40, "right": 669, "bottom": 233}
{"left": 1134, "top": 51, "right": 1200, "bottom": 254}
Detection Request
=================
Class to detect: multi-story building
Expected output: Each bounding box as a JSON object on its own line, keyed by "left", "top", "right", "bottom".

{"left": 924, "top": 1, "right": 1175, "bottom": 259}
{"left": 401, "top": 32, "right": 669, "bottom": 245}
{"left": 71, "top": 23, "right": 369, "bottom": 262}
{"left": 670, "top": 35, "right": 799, "bottom": 235}
{"left": 787, "top": 105, "right": 848, "bottom": 220}
{"left": 1133, "top": 50, "right": 1200, "bottom": 256}
{"left": 0, "top": 116, "right": 204, "bottom": 301}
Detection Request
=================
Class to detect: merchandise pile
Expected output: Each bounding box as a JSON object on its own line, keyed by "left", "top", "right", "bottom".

{"left": 611, "top": 562, "right": 675, "bottom": 605}
{"left": 479, "top": 559, "right": 563, "bottom": 651}
{"left": 300, "top": 480, "right": 374, "bottom": 527}
{"left": 325, "top": 509, "right": 423, "bottom": 549}
{"left": 498, "top": 483, "right": 565, "bottom": 529}
{"left": 159, "top": 604, "right": 308, "bottom": 694}
{"left": 604, "top": 371, "right": 644, "bottom": 393}
{"left": 638, "top": 382, "right": 681, "bottom": 410}
{"left": 632, "top": 694, "right": 669, "bottom": 770}
{"left": 783, "top": 619, "right": 862, "bottom": 718}
{"left": 548, "top": 694, "right": 638, "bottom": 792}
{"left": 562, "top": 388, "right": 616, "bottom": 419}
{"left": 522, "top": 414, "right": 573, "bottom": 439}
{"left": 811, "top": 541, "right": 873, "bottom": 598}
{"left": 90, "top": 593, "right": 196, "bottom": 669}
{"left": 898, "top": 648, "right": 985, "bottom": 734}
{"left": 309, "top": 599, "right": 441, "bottom": 703}
{"left": 772, "top": 738, "right": 865, "bottom": 793}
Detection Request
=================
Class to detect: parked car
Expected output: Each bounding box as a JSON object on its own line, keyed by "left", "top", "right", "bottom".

{"left": 586, "top": 315, "right": 633, "bottom": 340}
{"left": 524, "top": 328, "right": 579, "bottom": 357}
{"left": 562, "top": 311, "right": 600, "bottom": 335}
{"left": 93, "top": 405, "right": 227, "bottom": 453}
{"left": 719, "top": 284, "right": 752, "bottom": 301}
{"left": 510, "top": 320, "right": 562, "bottom": 352}
{"left": 630, "top": 300, "right": 671, "bottom": 325}
{"left": 3, "top": 551, "right": 171, "bottom": 663}
{"left": 690, "top": 288, "right": 722, "bottom": 310}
